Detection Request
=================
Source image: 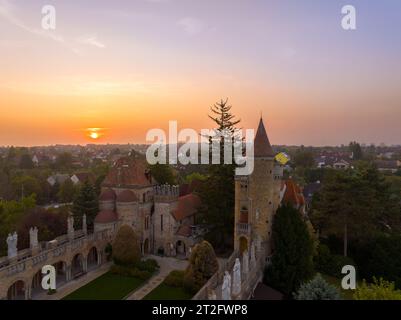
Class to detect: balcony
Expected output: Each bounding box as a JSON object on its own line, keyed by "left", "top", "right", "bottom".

{"left": 237, "top": 223, "right": 251, "bottom": 235}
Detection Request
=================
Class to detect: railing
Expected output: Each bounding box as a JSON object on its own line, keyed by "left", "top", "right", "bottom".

{"left": 237, "top": 223, "right": 251, "bottom": 235}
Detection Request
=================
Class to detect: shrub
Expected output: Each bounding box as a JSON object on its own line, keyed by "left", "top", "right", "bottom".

{"left": 295, "top": 274, "right": 342, "bottom": 300}
{"left": 112, "top": 225, "right": 141, "bottom": 267}
{"left": 354, "top": 278, "right": 401, "bottom": 300}
{"left": 165, "top": 270, "right": 185, "bottom": 288}
{"left": 183, "top": 241, "right": 218, "bottom": 294}
{"left": 110, "top": 265, "right": 152, "bottom": 280}
{"left": 315, "top": 244, "right": 355, "bottom": 278}
{"left": 136, "top": 259, "right": 159, "bottom": 273}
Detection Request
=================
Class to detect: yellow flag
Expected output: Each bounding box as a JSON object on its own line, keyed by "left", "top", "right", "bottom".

{"left": 275, "top": 152, "right": 290, "bottom": 165}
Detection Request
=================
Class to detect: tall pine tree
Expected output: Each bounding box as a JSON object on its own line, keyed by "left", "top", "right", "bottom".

{"left": 198, "top": 99, "right": 240, "bottom": 252}
{"left": 72, "top": 181, "right": 98, "bottom": 230}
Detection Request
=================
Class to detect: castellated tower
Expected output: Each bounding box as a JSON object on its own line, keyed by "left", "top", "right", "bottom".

{"left": 153, "top": 184, "right": 179, "bottom": 256}
{"left": 234, "top": 118, "right": 282, "bottom": 262}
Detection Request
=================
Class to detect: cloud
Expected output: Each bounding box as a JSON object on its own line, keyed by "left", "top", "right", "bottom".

{"left": 77, "top": 35, "right": 106, "bottom": 49}
{"left": 177, "top": 17, "right": 205, "bottom": 35}
{"left": 0, "top": 0, "right": 104, "bottom": 53}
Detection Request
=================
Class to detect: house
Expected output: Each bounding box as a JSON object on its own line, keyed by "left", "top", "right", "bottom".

{"left": 47, "top": 174, "right": 70, "bottom": 186}
{"left": 71, "top": 172, "right": 95, "bottom": 185}
{"left": 374, "top": 160, "right": 401, "bottom": 174}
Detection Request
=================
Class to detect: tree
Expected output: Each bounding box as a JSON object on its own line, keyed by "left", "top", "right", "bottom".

{"left": 293, "top": 146, "right": 315, "bottom": 168}
{"left": 149, "top": 163, "right": 176, "bottom": 185}
{"left": 198, "top": 99, "right": 240, "bottom": 251}
{"left": 17, "top": 207, "right": 68, "bottom": 250}
{"left": 183, "top": 241, "right": 219, "bottom": 293}
{"left": 310, "top": 163, "right": 401, "bottom": 257}
{"left": 11, "top": 175, "right": 42, "bottom": 200}
{"left": 57, "top": 179, "right": 77, "bottom": 203}
{"left": 349, "top": 141, "right": 363, "bottom": 160}
{"left": 295, "top": 274, "right": 342, "bottom": 300}
{"left": 19, "top": 154, "right": 34, "bottom": 169}
{"left": 264, "top": 204, "right": 314, "bottom": 297}
{"left": 354, "top": 278, "right": 401, "bottom": 300}
{"left": 0, "top": 196, "right": 36, "bottom": 255}
{"left": 112, "top": 225, "right": 141, "bottom": 267}
{"left": 55, "top": 152, "right": 73, "bottom": 169}
{"left": 71, "top": 181, "right": 98, "bottom": 229}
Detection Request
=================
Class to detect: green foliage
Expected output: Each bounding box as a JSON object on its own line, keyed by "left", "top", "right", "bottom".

{"left": 19, "top": 154, "right": 34, "bottom": 169}
{"left": 55, "top": 152, "right": 73, "bottom": 169}
{"left": 110, "top": 265, "right": 152, "bottom": 280}
{"left": 11, "top": 175, "right": 42, "bottom": 199}
{"left": 184, "top": 241, "right": 219, "bottom": 294}
{"left": 149, "top": 163, "right": 176, "bottom": 185}
{"left": 354, "top": 278, "right": 401, "bottom": 300}
{"left": 71, "top": 180, "right": 98, "bottom": 229}
{"left": 185, "top": 172, "right": 207, "bottom": 184}
{"left": 310, "top": 163, "right": 401, "bottom": 256}
{"left": 293, "top": 146, "right": 315, "bottom": 168}
{"left": 295, "top": 274, "right": 342, "bottom": 300}
{"left": 0, "top": 196, "right": 36, "bottom": 255}
{"left": 197, "top": 99, "right": 240, "bottom": 252}
{"left": 352, "top": 235, "right": 401, "bottom": 288}
{"left": 112, "top": 225, "right": 141, "bottom": 267}
{"left": 165, "top": 270, "right": 186, "bottom": 288}
{"left": 349, "top": 141, "right": 363, "bottom": 160}
{"left": 314, "top": 244, "right": 355, "bottom": 278}
{"left": 264, "top": 204, "right": 314, "bottom": 296}
{"left": 135, "top": 259, "right": 160, "bottom": 273}
{"left": 57, "top": 179, "right": 77, "bottom": 203}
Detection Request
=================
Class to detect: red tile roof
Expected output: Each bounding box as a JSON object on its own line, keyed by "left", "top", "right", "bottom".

{"left": 116, "top": 190, "right": 139, "bottom": 203}
{"left": 171, "top": 194, "right": 201, "bottom": 221}
{"left": 176, "top": 225, "right": 193, "bottom": 237}
{"left": 254, "top": 118, "right": 274, "bottom": 157}
{"left": 102, "top": 155, "right": 153, "bottom": 188}
{"left": 283, "top": 179, "right": 305, "bottom": 208}
{"left": 99, "top": 188, "right": 116, "bottom": 201}
{"left": 94, "top": 210, "right": 118, "bottom": 224}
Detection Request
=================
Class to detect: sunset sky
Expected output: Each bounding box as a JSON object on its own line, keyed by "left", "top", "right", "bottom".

{"left": 1, "top": 0, "right": 400, "bottom": 146}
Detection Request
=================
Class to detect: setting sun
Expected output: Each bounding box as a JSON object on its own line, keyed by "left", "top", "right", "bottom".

{"left": 90, "top": 132, "right": 99, "bottom": 139}
{"left": 86, "top": 128, "right": 105, "bottom": 140}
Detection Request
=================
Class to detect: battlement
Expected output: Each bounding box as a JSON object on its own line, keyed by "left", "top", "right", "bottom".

{"left": 154, "top": 184, "right": 179, "bottom": 202}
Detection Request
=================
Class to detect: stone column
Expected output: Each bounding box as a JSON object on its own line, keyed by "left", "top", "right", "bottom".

{"left": 66, "top": 265, "right": 72, "bottom": 282}
{"left": 25, "top": 284, "right": 31, "bottom": 300}
{"left": 97, "top": 251, "right": 102, "bottom": 266}
{"left": 83, "top": 256, "right": 88, "bottom": 273}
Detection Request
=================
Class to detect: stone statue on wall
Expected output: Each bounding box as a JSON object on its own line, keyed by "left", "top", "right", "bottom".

{"left": 29, "top": 227, "right": 38, "bottom": 249}
{"left": 7, "top": 232, "right": 18, "bottom": 259}
{"left": 222, "top": 271, "right": 231, "bottom": 300}
{"left": 232, "top": 258, "right": 241, "bottom": 297}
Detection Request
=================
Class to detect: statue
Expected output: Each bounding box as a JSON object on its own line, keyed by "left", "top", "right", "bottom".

{"left": 29, "top": 227, "right": 38, "bottom": 249}
{"left": 232, "top": 258, "right": 241, "bottom": 297}
{"left": 242, "top": 250, "right": 249, "bottom": 277}
{"left": 7, "top": 232, "right": 18, "bottom": 259}
{"left": 222, "top": 271, "right": 231, "bottom": 300}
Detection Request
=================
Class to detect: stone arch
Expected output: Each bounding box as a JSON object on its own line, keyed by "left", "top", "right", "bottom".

{"left": 71, "top": 253, "right": 85, "bottom": 278}
{"left": 7, "top": 279, "right": 27, "bottom": 300}
{"left": 53, "top": 260, "right": 68, "bottom": 286}
{"left": 87, "top": 247, "right": 98, "bottom": 271}
{"left": 239, "top": 236, "right": 248, "bottom": 255}
{"left": 176, "top": 240, "right": 186, "bottom": 258}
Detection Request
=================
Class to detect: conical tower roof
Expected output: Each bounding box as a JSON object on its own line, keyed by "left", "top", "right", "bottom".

{"left": 254, "top": 118, "right": 274, "bottom": 157}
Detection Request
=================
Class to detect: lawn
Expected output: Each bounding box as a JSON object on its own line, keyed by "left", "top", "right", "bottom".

{"left": 143, "top": 283, "right": 192, "bottom": 300}
{"left": 63, "top": 272, "right": 146, "bottom": 300}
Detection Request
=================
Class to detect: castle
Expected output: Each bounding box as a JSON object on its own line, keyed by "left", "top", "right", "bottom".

{"left": 94, "top": 154, "right": 203, "bottom": 258}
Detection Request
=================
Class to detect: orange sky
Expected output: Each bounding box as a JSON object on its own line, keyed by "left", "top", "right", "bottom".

{"left": 1, "top": 0, "right": 401, "bottom": 147}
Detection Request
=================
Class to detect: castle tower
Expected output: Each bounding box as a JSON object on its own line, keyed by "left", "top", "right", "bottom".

{"left": 234, "top": 117, "right": 281, "bottom": 261}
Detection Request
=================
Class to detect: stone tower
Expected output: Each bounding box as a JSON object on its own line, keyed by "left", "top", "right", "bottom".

{"left": 234, "top": 118, "right": 282, "bottom": 262}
